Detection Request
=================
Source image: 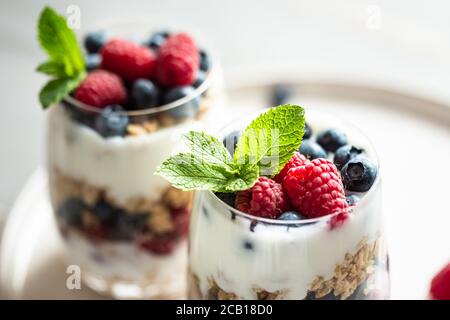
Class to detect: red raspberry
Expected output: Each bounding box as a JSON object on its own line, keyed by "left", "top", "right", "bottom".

{"left": 74, "top": 70, "right": 127, "bottom": 108}
{"left": 138, "top": 235, "right": 177, "bottom": 255}
{"left": 156, "top": 33, "right": 199, "bottom": 86}
{"left": 235, "top": 177, "right": 288, "bottom": 219}
{"left": 101, "top": 38, "right": 156, "bottom": 82}
{"left": 284, "top": 158, "right": 348, "bottom": 219}
{"left": 430, "top": 262, "right": 450, "bottom": 300}
{"left": 171, "top": 207, "right": 190, "bottom": 238}
{"left": 274, "top": 152, "right": 309, "bottom": 183}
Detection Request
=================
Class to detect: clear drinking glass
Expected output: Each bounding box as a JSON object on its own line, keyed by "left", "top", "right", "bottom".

{"left": 188, "top": 110, "right": 389, "bottom": 300}
{"left": 47, "top": 23, "right": 223, "bottom": 299}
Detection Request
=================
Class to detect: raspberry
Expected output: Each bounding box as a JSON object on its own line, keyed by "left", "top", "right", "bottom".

{"left": 284, "top": 158, "right": 348, "bottom": 219}
{"left": 430, "top": 262, "right": 450, "bottom": 300}
{"left": 74, "top": 70, "right": 127, "bottom": 108}
{"left": 138, "top": 235, "right": 177, "bottom": 255}
{"left": 274, "top": 152, "right": 309, "bottom": 183}
{"left": 156, "top": 33, "right": 199, "bottom": 86}
{"left": 101, "top": 38, "right": 156, "bottom": 82}
{"left": 171, "top": 207, "right": 190, "bottom": 238}
{"left": 235, "top": 177, "right": 288, "bottom": 219}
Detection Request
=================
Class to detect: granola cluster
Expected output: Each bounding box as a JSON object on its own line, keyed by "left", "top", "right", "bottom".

{"left": 308, "top": 238, "right": 379, "bottom": 299}
{"left": 50, "top": 166, "right": 193, "bottom": 253}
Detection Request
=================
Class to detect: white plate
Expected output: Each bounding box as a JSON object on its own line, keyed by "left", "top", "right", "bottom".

{"left": 1, "top": 80, "right": 449, "bottom": 299}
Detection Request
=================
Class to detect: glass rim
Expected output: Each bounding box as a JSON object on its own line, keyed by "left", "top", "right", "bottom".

{"left": 207, "top": 108, "right": 382, "bottom": 225}
{"left": 63, "top": 65, "right": 215, "bottom": 116}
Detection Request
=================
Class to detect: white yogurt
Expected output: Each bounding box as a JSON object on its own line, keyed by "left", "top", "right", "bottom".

{"left": 47, "top": 105, "right": 201, "bottom": 204}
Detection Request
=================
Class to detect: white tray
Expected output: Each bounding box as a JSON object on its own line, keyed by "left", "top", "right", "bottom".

{"left": 1, "top": 80, "right": 450, "bottom": 299}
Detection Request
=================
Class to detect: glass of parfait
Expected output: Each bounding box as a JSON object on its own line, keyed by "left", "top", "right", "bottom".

{"left": 184, "top": 108, "right": 389, "bottom": 300}
{"left": 42, "top": 15, "right": 223, "bottom": 298}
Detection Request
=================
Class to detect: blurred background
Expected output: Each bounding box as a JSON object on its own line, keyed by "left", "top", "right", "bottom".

{"left": 1, "top": 0, "right": 450, "bottom": 215}
{"left": 0, "top": 0, "right": 449, "bottom": 299}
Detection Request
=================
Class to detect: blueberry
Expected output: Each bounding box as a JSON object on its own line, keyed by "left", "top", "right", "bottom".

{"left": 299, "top": 140, "right": 327, "bottom": 159}
{"left": 84, "top": 31, "right": 107, "bottom": 53}
{"left": 346, "top": 194, "right": 360, "bottom": 206}
{"left": 271, "top": 84, "right": 292, "bottom": 106}
{"left": 113, "top": 212, "right": 147, "bottom": 241}
{"left": 199, "top": 49, "right": 210, "bottom": 71}
{"left": 341, "top": 157, "right": 377, "bottom": 192}
{"left": 304, "top": 122, "right": 312, "bottom": 140}
{"left": 92, "top": 200, "right": 118, "bottom": 226}
{"left": 334, "top": 145, "right": 363, "bottom": 170}
{"left": 193, "top": 70, "right": 206, "bottom": 88}
{"left": 86, "top": 54, "right": 101, "bottom": 71}
{"left": 146, "top": 30, "right": 170, "bottom": 50}
{"left": 131, "top": 79, "right": 160, "bottom": 109}
{"left": 215, "top": 192, "right": 236, "bottom": 207}
{"left": 316, "top": 128, "right": 347, "bottom": 153}
{"left": 278, "top": 211, "right": 305, "bottom": 221}
{"left": 58, "top": 198, "right": 84, "bottom": 226}
{"left": 243, "top": 240, "right": 254, "bottom": 251}
{"left": 95, "top": 105, "right": 129, "bottom": 138}
{"left": 222, "top": 130, "right": 242, "bottom": 156}
{"left": 164, "top": 86, "right": 200, "bottom": 118}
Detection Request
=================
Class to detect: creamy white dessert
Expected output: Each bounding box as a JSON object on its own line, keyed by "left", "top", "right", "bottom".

{"left": 188, "top": 111, "right": 389, "bottom": 300}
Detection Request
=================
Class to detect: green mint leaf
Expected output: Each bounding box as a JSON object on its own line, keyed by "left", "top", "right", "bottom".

{"left": 39, "top": 72, "right": 85, "bottom": 109}
{"left": 183, "top": 131, "right": 233, "bottom": 166}
{"left": 155, "top": 153, "right": 258, "bottom": 192}
{"left": 36, "top": 60, "right": 67, "bottom": 77}
{"left": 37, "top": 6, "right": 85, "bottom": 77}
{"left": 234, "top": 104, "right": 305, "bottom": 177}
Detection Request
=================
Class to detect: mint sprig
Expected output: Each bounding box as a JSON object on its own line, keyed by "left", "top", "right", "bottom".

{"left": 36, "top": 6, "right": 86, "bottom": 109}
{"left": 155, "top": 105, "right": 305, "bottom": 192}
{"left": 234, "top": 104, "right": 305, "bottom": 176}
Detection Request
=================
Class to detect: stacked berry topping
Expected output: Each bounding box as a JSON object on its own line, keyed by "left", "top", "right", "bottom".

{"left": 157, "top": 105, "right": 378, "bottom": 230}
{"left": 36, "top": 8, "right": 211, "bottom": 138}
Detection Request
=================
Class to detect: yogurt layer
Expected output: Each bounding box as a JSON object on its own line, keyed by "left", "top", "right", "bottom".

{"left": 47, "top": 105, "right": 201, "bottom": 205}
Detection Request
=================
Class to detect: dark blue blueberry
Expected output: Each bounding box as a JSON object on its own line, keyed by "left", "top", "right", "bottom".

{"left": 299, "top": 140, "right": 327, "bottom": 159}
{"left": 334, "top": 145, "right": 363, "bottom": 170}
{"left": 63, "top": 101, "right": 96, "bottom": 128}
{"left": 58, "top": 198, "right": 84, "bottom": 226}
{"left": 222, "top": 130, "right": 242, "bottom": 156}
{"left": 193, "top": 70, "right": 206, "bottom": 88}
{"left": 341, "top": 157, "right": 377, "bottom": 192}
{"left": 346, "top": 194, "right": 360, "bottom": 206}
{"left": 92, "top": 200, "right": 118, "bottom": 226}
{"left": 304, "top": 122, "right": 312, "bottom": 140}
{"left": 86, "top": 54, "right": 101, "bottom": 71}
{"left": 249, "top": 220, "right": 257, "bottom": 232}
{"left": 146, "top": 30, "right": 170, "bottom": 50}
{"left": 202, "top": 205, "right": 209, "bottom": 217}
{"left": 199, "top": 49, "right": 210, "bottom": 71}
{"left": 84, "top": 31, "right": 107, "bottom": 54}
{"left": 131, "top": 79, "right": 160, "bottom": 109}
{"left": 164, "top": 86, "right": 200, "bottom": 118}
{"left": 271, "top": 84, "right": 292, "bottom": 106}
{"left": 278, "top": 211, "right": 306, "bottom": 228}
{"left": 215, "top": 192, "right": 236, "bottom": 207}
{"left": 316, "top": 128, "right": 347, "bottom": 153}
{"left": 95, "top": 105, "right": 129, "bottom": 138}
{"left": 243, "top": 240, "right": 254, "bottom": 251}
{"left": 113, "top": 212, "right": 147, "bottom": 241}
{"left": 278, "top": 211, "right": 305, "bottom": 221}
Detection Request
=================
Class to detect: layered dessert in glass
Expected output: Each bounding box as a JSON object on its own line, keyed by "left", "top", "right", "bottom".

{"left": 163, "top": 107, "right": 388, "bottom": 300}
{"left": 37, "top": 7, "right": 222, "bottom": 298}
